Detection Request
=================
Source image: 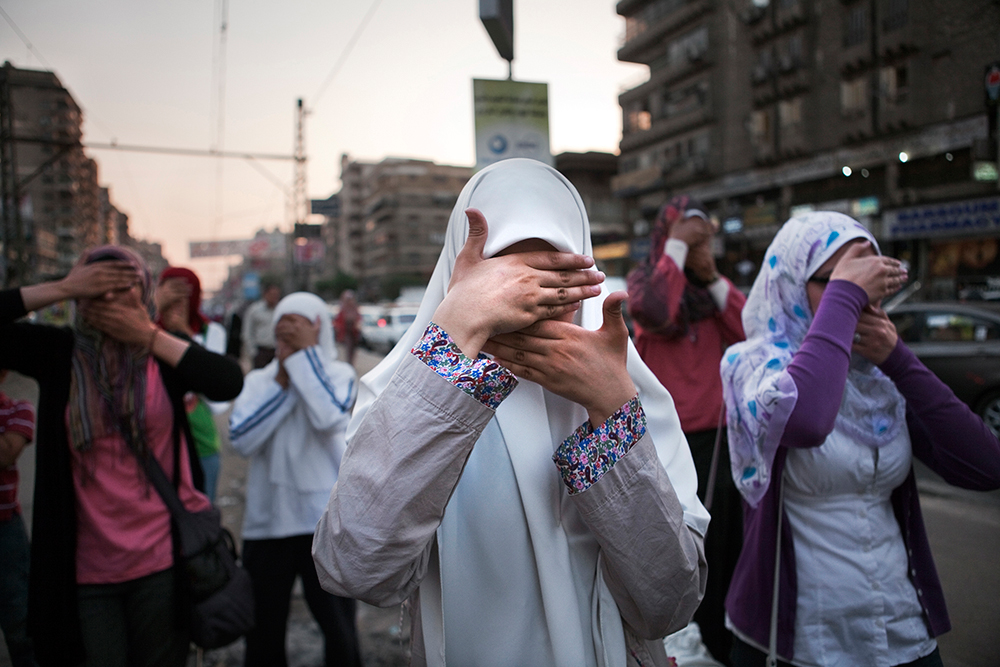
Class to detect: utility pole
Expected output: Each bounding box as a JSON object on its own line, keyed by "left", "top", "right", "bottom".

{"left": 290, "top": 98, "right": 309, "bottom": 291}
{"left": 0, "top": 65, "right": 20, "bottom": 286}
{"left": 293, "top": 98, "right": 307, "bottom": 226}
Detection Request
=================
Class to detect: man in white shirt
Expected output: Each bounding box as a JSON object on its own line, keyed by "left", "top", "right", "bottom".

{"left": 242, "top": 283, "right": 281, "bottom": 369}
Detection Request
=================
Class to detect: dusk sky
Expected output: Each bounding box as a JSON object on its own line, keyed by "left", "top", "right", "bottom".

{"left": 0, "top": 0, "right": 647, "bottom": 291}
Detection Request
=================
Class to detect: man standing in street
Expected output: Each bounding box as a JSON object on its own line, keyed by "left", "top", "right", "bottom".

{"left": 242, "top": 282, "right": 282, "bottom": 369}
{"left": 629, "top": 196, "right": 746, "bottom": 666}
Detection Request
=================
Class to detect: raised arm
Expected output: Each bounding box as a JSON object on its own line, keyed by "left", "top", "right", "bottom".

{"left": 229, "top": 369, "right": 296, "bottom": 457}
{"left": 19, "top": 260, "right": 138, "bottom": 313}
{"left": 312, "top": 329, "right": 513, "bottom": 605}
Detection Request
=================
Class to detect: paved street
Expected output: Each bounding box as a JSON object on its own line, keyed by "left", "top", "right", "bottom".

{"left": 2, "top": 346, "right": 1000, "bottom": 666}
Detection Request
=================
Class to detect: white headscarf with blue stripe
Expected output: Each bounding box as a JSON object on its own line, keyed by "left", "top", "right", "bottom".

{"left": 720, "top": 212, "right": 906, "bottom": 507}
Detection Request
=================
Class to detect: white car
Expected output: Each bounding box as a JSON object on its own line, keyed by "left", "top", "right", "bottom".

{"left": 364, "top": 303, "right": 420, "bottom": 354}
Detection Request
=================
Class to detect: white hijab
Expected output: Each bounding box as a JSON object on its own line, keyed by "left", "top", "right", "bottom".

{"left": 265, "top": 292, "right": 345, "bottom": 490}
{"left": 348, "top": 158, "right": 708, "bottom": 666}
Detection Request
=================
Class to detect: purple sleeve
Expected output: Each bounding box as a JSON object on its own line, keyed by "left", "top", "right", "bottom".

{"left": 879, "top": 342, "right": 1000, "bottom": 490}
{"left": 781, "top": 280, "right": 868, "bottom": 448}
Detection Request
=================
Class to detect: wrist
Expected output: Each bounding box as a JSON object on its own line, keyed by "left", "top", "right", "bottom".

{"left": 433, "top": 303, "right": 487, "bottom": 358}
{"left": 586, "top": 382, "right": 637, "bottom": 427}
{"left": 146, "top": 326, "right": 161, "bottom": 354}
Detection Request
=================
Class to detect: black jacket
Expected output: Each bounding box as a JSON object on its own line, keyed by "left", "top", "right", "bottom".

{"left": 0, "top": 288, "right": 243, "bottom": 666}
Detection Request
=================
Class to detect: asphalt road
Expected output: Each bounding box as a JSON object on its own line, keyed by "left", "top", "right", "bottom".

{"left": 3, "top": 345, "right": 999, "bottom": 667}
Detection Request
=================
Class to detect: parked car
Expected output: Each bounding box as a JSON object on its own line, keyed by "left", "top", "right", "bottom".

{"left": 358, "top": 304, "right": 386, "bottom": 351}
{"left": 887, "top": 301, "right": 1000, "bottom": 436}
{"left": 364, "top": 303, "right": 420, "bottom": 354}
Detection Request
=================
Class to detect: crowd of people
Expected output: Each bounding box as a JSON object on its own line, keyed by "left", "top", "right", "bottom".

{"left": 1, "top": 157, "right": 999, "bottom": 667}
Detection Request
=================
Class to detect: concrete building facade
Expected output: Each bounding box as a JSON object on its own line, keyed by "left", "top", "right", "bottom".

{"left": 0, "top": 63, "right": 157, "bottom": 284}
{"left": 614, "top": 0, "right": 1000, "bottom": 297}
{"left": 321, "top": 156, "right": 471, "bottom": 300}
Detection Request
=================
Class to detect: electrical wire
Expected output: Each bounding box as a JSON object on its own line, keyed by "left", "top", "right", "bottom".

{"left": 311, "top": 0, "right": 384, "bottom": 110}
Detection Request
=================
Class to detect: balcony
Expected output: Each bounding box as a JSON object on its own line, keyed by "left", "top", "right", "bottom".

{"left": 618, "top": 0, "right": 712, "bottom": 65}
{"left": 620, "top": 107, "right": 714, "bottom": 153}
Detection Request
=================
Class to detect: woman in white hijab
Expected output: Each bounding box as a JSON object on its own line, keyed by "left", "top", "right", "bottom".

{"left": 230, "top": 292, "right": 362, "bottom": 667}
{"left": 313, "top": 159, "right": 708, "bottom": 667}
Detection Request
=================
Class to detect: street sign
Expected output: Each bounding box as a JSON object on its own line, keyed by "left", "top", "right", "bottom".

{"left": 480, "top": 0, "right": 513, "bottom": 62}
{"left": 986, "top": 62, "right": 1000, "bottom": 105}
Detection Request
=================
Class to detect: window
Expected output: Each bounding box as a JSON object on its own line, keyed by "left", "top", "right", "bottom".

{"left": 843, "top": 5, "right": 868, "bottom": 47}
{"left": 668, "top": 27, "right": 709, "bottom": 67}
{"left": 748, "top": 110, "right": 772, "bottom": 146}
{"left": 879, "top": 65, "right": 908, "bottom": 102}
{"left": 662, "top": 81, "right": 709, "bottom": 118}
{"left": 883, "top": 0, "right": 908, "bottom": 31}
{"left": 627, "top": 102, "right": 652, "bottom": 132}
{"left": 753, "top": 48, "right": 773, "bottom": 83}
{"left": 840, "top": 78, "right": 867, "bottom": 114}
{"left": 779, "top": 34, "right": 804, "bottom": 72}
{"left": 922, "top": 313, "right": 1000, "bottom": 342}
{"left": 625, "top": 0, "right": 690, "bottom": 42}
{"left": 779, "top": 97, "right": 802, "bottom": 127}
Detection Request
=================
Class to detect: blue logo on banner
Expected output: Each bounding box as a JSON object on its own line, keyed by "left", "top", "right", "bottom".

{"left": 488, "top": 135, "right": 508, "bottom": 154}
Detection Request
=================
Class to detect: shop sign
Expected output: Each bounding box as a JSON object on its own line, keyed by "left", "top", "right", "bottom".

{"left": 852, "top": 196, "right": 880, "bottom": 217}
{"left": 883, "top": 196, "right": 1000, "bottom": 240}
{"left": 723, "top": 217, "right": 744, "bottom": 234}
{"left": 973, "top": 161, "right": 999, "bottom": 182}
{"left": 743, "top": 202, "right": 778, "bottom": 227}
{"left": 593, "top": 241, "right": 630, "bottom": 261}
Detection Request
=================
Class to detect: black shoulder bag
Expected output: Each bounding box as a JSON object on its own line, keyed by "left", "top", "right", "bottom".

{"left": 137, "top": 452, "right": 255, "bottom": 649}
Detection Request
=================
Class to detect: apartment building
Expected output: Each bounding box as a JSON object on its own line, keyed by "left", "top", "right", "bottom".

{"left": 0, "top": 62, "right": 150, "bottom": 284}
{"left": 326, "top": 155, "right": 471, "bottom": 300}
{"left": 614, "top": 0, "right": 1000, "bottom": 296}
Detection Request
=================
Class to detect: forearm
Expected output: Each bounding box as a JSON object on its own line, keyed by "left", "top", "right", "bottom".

{"left": 285, "top": 348, "right": 356, "bottom": 430}
{"left": 656, "top": 243, "right": 692, "bottom": 325}
{"left": 229, "top": 377, "right": 293, "bottom": 456}
{"left": 881, "top": 342, "right": 1000, "bottom": 488}
{"left": 149, "top": 328, "right": 190, "bottom": 367}
{"left": 783, "top": 280, "right": 866, "bottom": 446}
{"left": 173, "top": 343, "right": 244, "bottom": 401}
{"left": 0, "top": 434, "right": 27, "bottom": 468}
{"left": 573, "top": 434, "right": 706, "bottom": 638}
{"left": 19, "top": 281, "right": 74, "bottom": 313}
{"left": 313, "top": 355, "right": 496, "bottom": 605}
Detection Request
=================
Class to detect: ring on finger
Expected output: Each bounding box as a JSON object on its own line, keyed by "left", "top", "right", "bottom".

{"left": 854, "top": 332, "right": 862, "bottom": 343}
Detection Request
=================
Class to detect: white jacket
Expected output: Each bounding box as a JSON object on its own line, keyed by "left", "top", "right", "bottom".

{"left": 230, "top": 345, "right": 356, "bottom": 539}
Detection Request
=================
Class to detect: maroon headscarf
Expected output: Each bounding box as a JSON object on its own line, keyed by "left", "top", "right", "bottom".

{"left": 641, "top": 195, "right": 718, "bottom": 339}
{"left": 158, "top": 266, "right": 207, "bottom": 335}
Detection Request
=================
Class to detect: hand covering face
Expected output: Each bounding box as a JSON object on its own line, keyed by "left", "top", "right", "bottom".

{"left": 720, "top": 212, "right": 906, "bottom": 506}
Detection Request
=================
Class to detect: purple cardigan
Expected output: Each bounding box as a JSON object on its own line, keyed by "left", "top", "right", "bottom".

{"left": 725, "top": 281, "right": 1000, "bottom": 659}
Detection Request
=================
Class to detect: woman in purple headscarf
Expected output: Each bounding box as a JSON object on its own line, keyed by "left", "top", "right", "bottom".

{"left": 0, "top": 246, "right": 243, "bottom": 667}
{"left": 720, "top": 213, "right": 1000, "bottom": 666}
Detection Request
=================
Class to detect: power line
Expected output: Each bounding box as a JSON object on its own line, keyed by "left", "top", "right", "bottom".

{"left": 0, "top": 4, "right": 124, "bottom": 146}
{"left": 311, "top": 0, "right": 384, "bottom": 109}
{"left": 0, "top": 5, "right": 53, "bottom": 71}
{"left": 84, "top": 142, "right": 294, "bottom": 161}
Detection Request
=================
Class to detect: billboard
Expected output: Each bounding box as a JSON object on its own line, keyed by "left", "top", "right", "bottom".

{"left": 189, "top": 232, "right": 287, "bottom": 259}
{"left": 473, "top": 78, "right": 552, "bottom": 171}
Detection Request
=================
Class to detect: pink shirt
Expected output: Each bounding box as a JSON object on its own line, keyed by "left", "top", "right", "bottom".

{"left": 70, "top": 358, "right": 211, "bottom": 584}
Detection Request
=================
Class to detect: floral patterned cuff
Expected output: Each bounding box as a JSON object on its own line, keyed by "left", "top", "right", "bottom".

{"left": 411, "top": 322, "right": 517, "bottom": 410}
{"left": 552, "top": 395, "right": 646, "bottom": 495}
